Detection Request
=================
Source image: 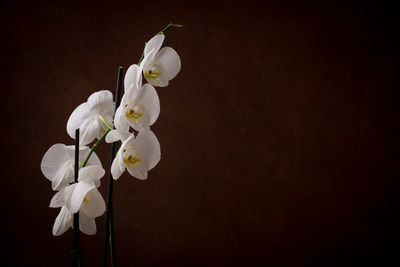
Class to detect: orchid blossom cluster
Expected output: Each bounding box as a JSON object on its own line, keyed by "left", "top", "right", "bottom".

{"left": 40, "top": 31, "right": 181, "bottom": 237}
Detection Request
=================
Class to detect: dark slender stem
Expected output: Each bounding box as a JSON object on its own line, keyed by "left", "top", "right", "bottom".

{"left": 73, "top": 129, "right": 82, "bottom": 267}
{"left": 103, "top": 66, "right": 123, "bottom": 267}
{"left": 74, "top": 129, "right": 79, "bottom": 184}
{"left": 109, "top": 216, "right": 115, "bottom": 265}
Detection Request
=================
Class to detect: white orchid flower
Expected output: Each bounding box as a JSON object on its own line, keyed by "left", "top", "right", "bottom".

{"left": 41, "top": 144, "right": 102, "bottom": 191}
{"left": 50, "top": 165, "right": 106, "bottom": 236}
{"left": 105, "top": 129, "right": 160, "bottom": 180}
{"left": 140, "top": 33, "right": 181, "bottom": 87}
{"left": 67, "top": 90, "right": 115, "bottom": 146}
{"left": 114, "top": 65, "right": 160, "bottom": 132}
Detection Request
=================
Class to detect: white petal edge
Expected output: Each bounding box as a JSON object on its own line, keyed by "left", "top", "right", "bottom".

{"left": 51, "top": 161, "right": 74, "bottom": 191}
{"left": 78, "top": 165, "right": 105, "bottom": 183}
{"left": 138, "top": 83, "right": 160, "bottom": 126}
{"left": 79, "top": 116, "right": 101, "bottom": 146}
{"left": 53, "top": 207, "right": 73, "bottom": 236}
{"left": 155, "top": 47, "right": 181, "bottom": 81}
{"left": 111, "top": 152, "right": 124, "bottom": 180}
{"left": 65, "top": 145, "right": 89, "bottom": 158}
{"left": 50, "top": 184, "right": 76, "bottom": 208}
{"left": 138, "top": 49, "right": 154, "bottom": 88}
{"left": 124, "top": 64, "right": 140, "bottom": 93}
{"left": 126, "top": 164, "right": 148, "bottom": 180}
{"left": 67, "top": 181, "right": 95, "bottom": 214}
{"left": 144, "top": 33, "right": 165, "bottom": 58}
{"left": 134, "top": 130, "right": 161, "bottom": 171}
{"left": 41, "top": 144, "right": 71, "bottom": 182}
{"left": 113, "top": 106, "right": 129, "bottom": 132}
{"left": 67, "top": 103, "right": 91, "bottom": 139}
{"left": 110, "top": 134, "right": 135, "bottom": 180}
{"left": 80, "top": 188, "right": 106, "bottom": 218}
{"left": 106, "top": 129, "right": 131, "bottom": 143}
{"left": 87, "top": 90, "right": 113, "bottom": 112}
{"left": 79, "top": 213, "right": 96, "bottom": 235}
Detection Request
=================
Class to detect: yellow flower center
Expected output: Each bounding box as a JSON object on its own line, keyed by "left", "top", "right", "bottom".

{"left": 125, "top": 109, "right": 142, "bottom": 120}
{"left": 144, "top": 69, "right": 161, "bottom": 80}
{"left": 83, "top": 197, "right": 89, "bottom": 203}
{"left": 123, "top": 155, "right": 141, "bottom": 166}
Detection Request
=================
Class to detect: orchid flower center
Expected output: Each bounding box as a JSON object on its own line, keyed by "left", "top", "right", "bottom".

{"left": 126, "top": 109, "right": 142, "bottom": 120}
{"left": 123, "top": 150, "right": 141, "bottom": 166}
{"left": 143, "top": 62, "right": 162, "bottom": 81}
{"left": 123, "top": 155, "right": 141, "bottom": 166}
{"left": 144, "top": 69, "right": 161, "bottom": 80}
{"left": 83, "top": 197, "right": 89, "bottom": 203}
{"left": 125, "top": 102, "right": 143, "bottom": 121}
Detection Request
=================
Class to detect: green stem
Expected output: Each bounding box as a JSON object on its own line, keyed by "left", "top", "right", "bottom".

{"left": 79, "top": 115, "right": 113, "bottom": 168}
{"left": 160, "top": 22, "right": 183, "bottom": 33}
{"left": 98, "top": 114, "right": 113, "bottom": 130}
{"left": 138, "top": 22, "right": 183, "bottom": 65}
{"left": 81, "top": 128, "right": 111, "bottom": 167}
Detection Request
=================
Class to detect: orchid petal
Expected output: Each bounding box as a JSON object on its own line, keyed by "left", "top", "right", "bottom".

{"left": 67, "top": 181, "right": 95, "bottom": 214}
{"left": 111, "top": 155, "right": 124, "bottom": 180}
{"left": 94, "top": 179, "right": 101, "bottom": 188}
{"left": 138, "top": 49, "right": 154, "bottom": 88}
{"left": 52, "top": 207, "right": 73, "bottom": 236}
{"left": 87, "top": 90, "right": 114, "bottom": 114}
{"left": 66, "top": 103, "right": 91, "bottom": 139}
{"left": 124, "top": 83, "right": 140, "bottom": 102}
{"left": 120, "top": 94, "right": 128, "bottom": 107}
{"left": 65, "top": 145, "right": 103, "bottom": 168}
{"left": 80, "top": 188, "right": 105, "bottom": 218}
{"left": 134, "top": 130, "right": 161, "bottom": 171}
{"left": 111, "top": 134, "right": 134, "bottom": 179}
{"left": 79, "top": 213, "right": 96, "bottom": 235}
{"left": 155, "top": 47, "right": 181, "bottom": 81}
{"left": 124, "top": 64, "right": 140, "bottom": 93}
{"left": 64, "top": 145, "right": 89, "bottom": 158}
{"left": 124, "top": 130, "right": 160, "bottom": 180}
{"left": 144, "top": 33, "right": 164, "bottom": 58}
{"left": 114, "top": 105, "right": 129, "bottom": 132}
{"left": 126, "top": 83, "right": 159, "bottom": 132}
{"left": 50, "top": 184, "right": 76, "bottom": 208}
{"left": 138, "top": 83, "right": 160, "bottom": 126}
{"left": 143, "top": 63, "right": 169, "bottom": 87}
{"left": 105, "top": 130, "right": 131, "bottom": 143}
{"left": 79, "top": 116, "right": 101, "bottom": 145}
{"left": 78, "top": 165, "right": 105, "bottom": 183}
{"left": 126, "top": 164, "right": 148, "bottom": 180}
{"left": 41, "top": 144, "right": 72, "bottom": 182}
{"left": 127, "top": 108, "right": 151, "bottom": 132}
{"left": 51, "top": 161, "right": 74, "bottom": 191}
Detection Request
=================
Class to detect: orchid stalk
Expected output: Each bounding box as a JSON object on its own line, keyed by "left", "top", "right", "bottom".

{"left": 73, "top": 129, "right": 81, "bottom": 267}
{"left": 103, "top": 67, "right": 123, "bottom": 267}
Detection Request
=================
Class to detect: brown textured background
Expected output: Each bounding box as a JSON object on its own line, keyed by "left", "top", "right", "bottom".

{"left": 1, "top": 0, "right": 399, "bottom": 266}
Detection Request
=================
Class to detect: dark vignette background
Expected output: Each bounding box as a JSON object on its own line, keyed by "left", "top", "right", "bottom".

{"left": 1, "top": 0, "right": 399, "bottom": 266}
